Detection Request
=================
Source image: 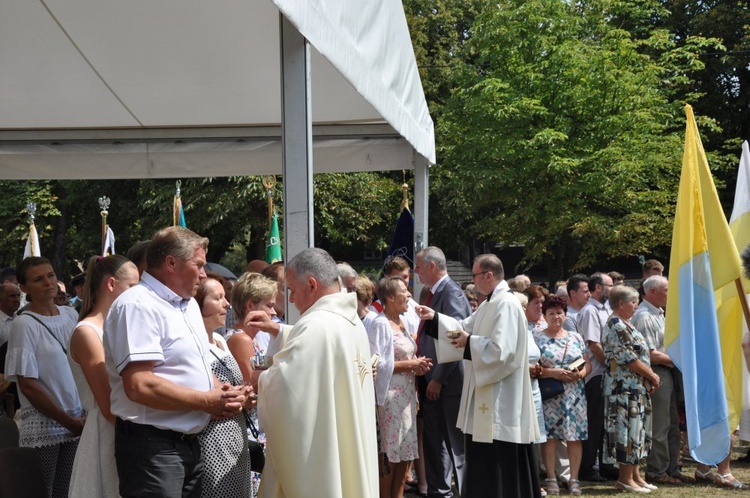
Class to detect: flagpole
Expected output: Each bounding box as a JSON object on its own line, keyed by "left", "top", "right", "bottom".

{"left": 263, "top": 176, "right": 276, "bottom": 230}
{"left": 736, "top": 279, "right": 750, "bottom": 328}
{"left": 99, "top": 196, "right": 110, "bottom": 256}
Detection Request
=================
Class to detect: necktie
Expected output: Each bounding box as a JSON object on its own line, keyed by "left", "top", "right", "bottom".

{"left": 416, "top": 290, "right": 433, "bottom": 356}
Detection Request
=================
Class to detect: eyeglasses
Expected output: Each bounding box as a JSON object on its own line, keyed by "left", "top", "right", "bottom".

{"left": 472, "top": 271, "right": 490, "bottom": 278}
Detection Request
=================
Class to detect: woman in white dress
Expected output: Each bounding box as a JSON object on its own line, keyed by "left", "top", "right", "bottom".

{"left": 67, "top": 255, "right": 139, "bottom": 498}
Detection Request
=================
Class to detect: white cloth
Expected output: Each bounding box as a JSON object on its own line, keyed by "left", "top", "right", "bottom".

{"left": 258, "top": 292, "right": 378, "bottom": 498}
{"left": 104, "top": 272, "right": 214, "bottom": 434}
{"left": 367, "top": 314, "right": 396, "bottom": 406}
{"left": 67, "top": 320, "right": 119, "bottom": 498}
{"left": 361, "top": 309, "right": 378, "bottom": 336}
{"left": 435, "top": 281, "right": 540, "bottom": 445}
{"left": 576, "top": 298, "right": 610, "bottom": 381}
{"left": 527, "top": 329, "right": 546, "bottom": 444}
{"left": 5, "top": 307, "right": 83, "bottom": 447}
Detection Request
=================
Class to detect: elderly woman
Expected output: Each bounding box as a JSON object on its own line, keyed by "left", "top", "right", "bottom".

{"left": 355, "top": 274, "right": 379, "bottom": 333}
{"left": 195, "top": 276, "right": 253, "bottom": 497}
{"left": 602, "top": 285, "right": 660, "bottom": 493}
{"left": 524, "top": 285, "right": 548, "bottom": 333}
{"left": 5, "top": 257, "right": 84, "bottom": 497}
{"left": 372, "top": 277, "right": 431, "bottom": 498}
{"left": 535, "top": 296, "right": 590, "bottom": 496}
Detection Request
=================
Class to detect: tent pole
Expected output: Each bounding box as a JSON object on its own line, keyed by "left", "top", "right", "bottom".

{"left": 413, "top": 150, "right": 429, "bottom": 299}
{"left": 280, "top": 14, "right": 313, "bottom": 324}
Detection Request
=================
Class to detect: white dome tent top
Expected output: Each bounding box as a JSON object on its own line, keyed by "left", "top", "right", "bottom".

{"left": 0, "top": 0, "right": 435, "bottom": 177}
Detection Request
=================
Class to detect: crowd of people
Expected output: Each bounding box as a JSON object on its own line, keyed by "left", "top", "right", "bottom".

{"left": 1, "top": 233, "right": 749, "bottom": 498}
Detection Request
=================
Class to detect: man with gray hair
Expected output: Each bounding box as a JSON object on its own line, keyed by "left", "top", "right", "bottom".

{"left": 337, "top": 262, "right": 358, "bottom": 293}
{"left": 633, "top": 276, "right": 689, "bottom": 484}
{"left": 105, "top": 226, "right": 249, "bottom": 497}
{"left": 414, "top": 246, "right": 471, "bottom": 497}
{"left": 257, "top": 248, "right": 378, "bottom": 498}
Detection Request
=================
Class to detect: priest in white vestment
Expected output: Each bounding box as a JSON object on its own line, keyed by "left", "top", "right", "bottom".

{"left": 417, "top": 253, "right": 542, "bottom": 498}
{"left": 257, "top": 248, "right": 379, "bottom": 498}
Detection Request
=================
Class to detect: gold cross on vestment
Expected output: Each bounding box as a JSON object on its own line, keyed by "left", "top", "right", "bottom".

{"left": 354, "top": 351, "right": 369, "bottom": 388}
{"left": 479, "top": 403, "right": 489, "bottom": 414}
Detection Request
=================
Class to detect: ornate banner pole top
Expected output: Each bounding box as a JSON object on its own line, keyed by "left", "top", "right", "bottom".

{"left": 262, "top": 175, "right": 277, "bottom": 229}
{"left": 26, "top": 202, "right": 36, "bottom": 224}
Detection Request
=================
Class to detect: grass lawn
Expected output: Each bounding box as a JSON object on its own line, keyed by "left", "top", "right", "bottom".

{"left": 405, "top": 443, "right": 750, "bottom": 497}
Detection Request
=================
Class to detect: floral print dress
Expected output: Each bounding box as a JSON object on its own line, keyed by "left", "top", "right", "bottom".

{"left": 601, "top": 316, "right": 653, "bottom": 465}
{"left": 377, "top": 324, "right": 419, "bottom": 463}
{"left": 534, "top": 331, "right": 588, "bottom": 441}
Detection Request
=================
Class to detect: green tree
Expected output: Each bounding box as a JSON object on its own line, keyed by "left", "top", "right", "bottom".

{"left": 438, "top": 0, "right": 722, "bottom": 282}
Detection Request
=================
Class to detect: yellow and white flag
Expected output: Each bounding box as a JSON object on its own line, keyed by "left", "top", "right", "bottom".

{"left": 23, "top": 223, "right": 40, "bottom": 259}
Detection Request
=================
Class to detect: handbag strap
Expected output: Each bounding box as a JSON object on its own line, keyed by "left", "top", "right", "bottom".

{"left": 20, "top": 312, "right": 67, "bottom": 354}
{"left": 557, "top": 339, "right": 569, "bottom": 369}
{"left": 210, "top": 349, "right": 260, "bottom": 439}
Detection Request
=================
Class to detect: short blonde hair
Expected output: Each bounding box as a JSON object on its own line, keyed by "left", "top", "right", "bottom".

{"left": 231, "top": 272, "right": 278, "bottom": 320}
{"left": 354, "top": 275, "right": 374, "bottom": 306}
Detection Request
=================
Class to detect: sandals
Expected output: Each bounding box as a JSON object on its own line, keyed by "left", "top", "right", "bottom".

{"left": 695, "top": 468, "right": 716, "bottom": 483}
{"left": 715, "top": 473, "right": 747, "bottom": 489}
{"left": 545, "top": 478, "right": 560, "bottom": 495}
{"left": 568, "top": 478, "right": 582, "bottom": 496}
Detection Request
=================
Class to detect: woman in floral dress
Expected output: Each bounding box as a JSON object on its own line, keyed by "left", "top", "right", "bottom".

{"left": 535, "top": 296, "right": 589, "bottom": 496}
{"left": 372, "top": 277, "right": 431, "bottom": 498}
{"left": 602, "top": 285, "right": 661, "bottom": 493}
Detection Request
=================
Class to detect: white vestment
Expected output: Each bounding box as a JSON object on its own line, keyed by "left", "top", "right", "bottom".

{"left": 435, "top": 281, "right": 540, "bottom": 444}
{"left": 258, "top": 292, "right": 379, "bottom": 498}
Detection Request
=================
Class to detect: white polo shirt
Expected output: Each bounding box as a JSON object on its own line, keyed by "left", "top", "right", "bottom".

{"left": 104, "top": 272, "right": 214, "bottom": 434}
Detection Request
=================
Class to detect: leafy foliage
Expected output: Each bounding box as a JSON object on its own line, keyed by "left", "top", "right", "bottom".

{"left": 434, "top": 0, "right": 724, "bottom": 280}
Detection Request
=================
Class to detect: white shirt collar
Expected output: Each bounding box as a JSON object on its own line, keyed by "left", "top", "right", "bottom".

{"left": 140, "top": 272, "right": 191, "bottom": 308}
{"left": 431, "top": 274, "right": 450, "bottom": 294}
{"left": 0, "top": 309, "right": 13, "bottom": 322}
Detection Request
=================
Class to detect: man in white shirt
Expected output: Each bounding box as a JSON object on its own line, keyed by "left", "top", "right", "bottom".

{"left": 104, "top": 226, "right": 249, "bottom": 498}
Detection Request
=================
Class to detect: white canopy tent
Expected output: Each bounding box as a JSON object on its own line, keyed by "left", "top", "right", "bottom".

{"left": 0, "top": 0, "right": 434, "bottom": 318}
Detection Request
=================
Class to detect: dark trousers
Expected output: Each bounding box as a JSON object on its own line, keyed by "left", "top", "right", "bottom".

{"left": 420, "top": 393, "right": 465, "bottom": 497}
{"left": 115, "top": 418, "right": 204, "bottom": 498}
{"left": 581, "top": 374, "right": 605, "bottom": 473}
{"left": 462, "top": 438, "right": 541, "bottom": 498}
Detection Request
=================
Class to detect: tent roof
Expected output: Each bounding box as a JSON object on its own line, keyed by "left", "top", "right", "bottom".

{"left": 0, "top": 0, "right": 434, "bottom": 178}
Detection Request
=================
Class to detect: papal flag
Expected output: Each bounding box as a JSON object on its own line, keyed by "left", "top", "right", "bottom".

{"left": 102, "top": 226, "right": 116, "bottom": 256}
{"left": 23, "top": 222, "right": 40, "bottom": 259}
{"left": 265, "top": 212, "right": 282, "bottom": 264}
{"left": 664, "top": 105, "right": 745, "bottom": 465}
{"left": 730, "top": 141, "right": 750, "bottom": 439}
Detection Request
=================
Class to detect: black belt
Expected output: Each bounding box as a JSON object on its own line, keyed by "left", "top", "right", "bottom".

{"left": 115, "top": 417, "right": 199, "bottom": 441}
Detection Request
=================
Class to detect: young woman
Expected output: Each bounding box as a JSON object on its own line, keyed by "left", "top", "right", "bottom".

{"left": 67, "top": 255, "right": 139, "bottom": 497}
{"left": 5, "top": 257, "right": 85, "bottom": 497}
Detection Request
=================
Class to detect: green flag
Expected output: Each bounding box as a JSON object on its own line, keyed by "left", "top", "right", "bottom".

{"left": 265, "top": 212, "right": 282, "bottom": 263}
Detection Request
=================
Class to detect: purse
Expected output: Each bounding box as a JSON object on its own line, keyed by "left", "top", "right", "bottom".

{"left": 539, "top": 340, "right": 568, "bottom": 401}
{"left": 246, "top": 416, "right": 266, "bottom": 473}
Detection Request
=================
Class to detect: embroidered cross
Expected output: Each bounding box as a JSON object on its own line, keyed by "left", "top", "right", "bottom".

{"left": 354, "top": 351, "right": 369, "bottom": 388}
{"left": 479, "top": 403, "right": 489, "bottom": 414}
